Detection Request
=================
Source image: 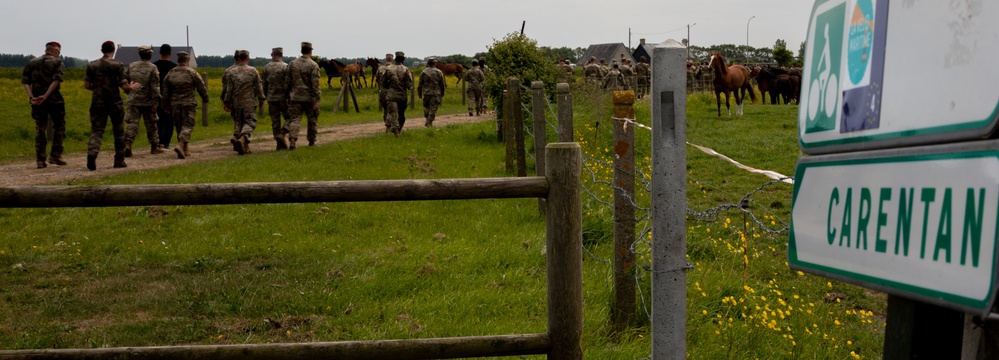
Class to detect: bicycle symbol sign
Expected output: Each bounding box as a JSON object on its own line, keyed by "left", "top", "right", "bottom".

{"left": 803, "top": 1, "right": 845, "bottom": 135}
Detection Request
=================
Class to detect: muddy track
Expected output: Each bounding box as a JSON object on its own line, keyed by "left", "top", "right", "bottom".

{"left": 1, "top": 113, "right": 492, "bottom": 187}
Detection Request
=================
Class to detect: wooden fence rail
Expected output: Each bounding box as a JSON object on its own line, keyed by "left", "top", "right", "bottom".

{"left": 0, "top": 144, "right": 582, "bottom": 360}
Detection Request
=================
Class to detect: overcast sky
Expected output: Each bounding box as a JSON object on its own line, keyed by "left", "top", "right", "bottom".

{"left": 2, "top": 0, "right": 813, "bottom": 61}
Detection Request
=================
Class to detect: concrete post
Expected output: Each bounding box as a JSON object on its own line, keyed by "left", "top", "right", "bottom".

{"left": 651, "top": 39, "right": 687, "bottom": 360}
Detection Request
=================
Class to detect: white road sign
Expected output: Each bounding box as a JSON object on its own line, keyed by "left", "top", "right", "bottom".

{"left": 789, "top": 142, "right": 999, "bottom": 314}
{"left": 799, "top": 0, "right": 999, "bottom": 154}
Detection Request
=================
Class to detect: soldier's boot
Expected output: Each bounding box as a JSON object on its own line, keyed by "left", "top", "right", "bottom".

{"left": 183, "top": 141, "right": 190, "bottom": 157}
{"left": 113, "top": 156, "right": 127, "bottom": 168}
{"left": 174, "top": 142, "right": 186, "bottom": 159}
{"left": 275, "top": 134, "right": 288, "bottom": 151}
{"left": 230, "top": 136, "right": 241, "bottom": 153}
{"left": 238, "top": 136, "right": 249, "bottom": 155}
{"left": 48, "top": 157, "right": 67, "bottom": 166}
{"left": 86, "top": 154, "right": 97, "bottom": 171}
{"left": 124, "top": 142, "right": 133, "bottom": 157}
{"left": 308, "top": 140, "right": 315, "bottom": 147}
{"left": 37, "top": 161, "right": 47, "bottom": 169}
{"left": 151, "top": 144, "right": 164, "bottom": 154}
{"left": 289, "top": 138, "right": 296, "bottom": 150}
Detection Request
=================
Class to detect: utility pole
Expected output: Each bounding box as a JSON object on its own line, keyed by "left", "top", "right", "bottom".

{"left": 746, "top": 16, "right": 755, "bottom": 63}
{"left": 686, "top": 23, "right": 696, "bottom": 61}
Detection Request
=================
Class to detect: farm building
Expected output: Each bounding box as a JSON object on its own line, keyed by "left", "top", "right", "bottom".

{"left": 576, "top": 43, "right": 634, "bottom": 67}
{"left": 114, "top": 45, "right": 198, "bottom": 68}
{"left": 632, "top": 39, "right": 656, "bottom": 64}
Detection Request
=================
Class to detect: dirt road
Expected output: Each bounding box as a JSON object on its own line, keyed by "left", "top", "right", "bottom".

{"left": 1, "top": 113, "right": 491, "bottom": 187}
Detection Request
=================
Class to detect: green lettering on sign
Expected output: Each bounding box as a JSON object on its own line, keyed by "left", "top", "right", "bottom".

{"left": 875, "top": 188, "right": 891, "bottom": 253}
{"left": 934, "top": 188, "right": 953, "bottom": 263}
{"left": 962, "top": 188, "right": 986, "bottom": 267}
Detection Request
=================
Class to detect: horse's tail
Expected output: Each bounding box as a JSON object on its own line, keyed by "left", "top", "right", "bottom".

{"left": 745, "top": 81, "right": 757, "bottom": 103}
{"left": 462, "top": 64, "right": 469, "bottom": 70}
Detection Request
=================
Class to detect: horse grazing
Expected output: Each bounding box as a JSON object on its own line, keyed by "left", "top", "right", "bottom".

{"left": 317, "top": 59, "right": 367, "bottom": 88}
{"left": 708, "top": 53, "right": 756, "bottom": 116}
{"left": 437, "top": 63, "right": 468, "bottom": 83}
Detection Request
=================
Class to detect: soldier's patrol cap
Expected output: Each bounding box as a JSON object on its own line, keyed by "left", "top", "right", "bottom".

{"left": 236, "top": 50, "right": 250, "bottom": 58}
{"left": 395, "top": 51, "right": 405, "bottom": 58}
{"left": 177, "top": 51, "right": 190, "bottom": 62}
{"left": 301, "top": 42, "right": 313, "bottom": 50}
{"left": 138, "top": 45, "right": 153, "bottom": 53}
{"left": 45, "top": 41, "right": 61, "bottom": 49}
{"left": 272, "top": 47, "right": 283, "bottom": 55}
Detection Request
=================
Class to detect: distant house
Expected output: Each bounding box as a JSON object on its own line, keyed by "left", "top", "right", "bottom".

{"left": 632, "top": 39, "right": 656, "bottom": 64}
{"left": 577, "top": 43, "right": 634, "bottom": 67}
{"left": 114, "top": 45, "right": 198, "bottom": 68}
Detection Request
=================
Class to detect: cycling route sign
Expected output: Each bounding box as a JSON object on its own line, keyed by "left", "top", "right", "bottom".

{"left": 799, "top": 0, "right": 999, "bottom": 155}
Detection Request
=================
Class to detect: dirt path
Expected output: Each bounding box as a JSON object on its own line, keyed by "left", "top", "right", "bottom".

{"left": 1, "top": 113, "right": 491, "bottom": 187}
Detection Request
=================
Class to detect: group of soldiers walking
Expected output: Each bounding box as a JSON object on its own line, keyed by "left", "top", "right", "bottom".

{"left": 576, "top": 55, "right": 651, "bottom": 97}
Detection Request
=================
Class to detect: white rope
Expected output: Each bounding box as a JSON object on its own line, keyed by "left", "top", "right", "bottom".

{"left": 609, "top": 116, "right": 793, "bottom": 184}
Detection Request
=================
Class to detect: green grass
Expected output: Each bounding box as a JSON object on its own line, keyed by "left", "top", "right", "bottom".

{"left": 0, "top": 73, "right": 886, "bottom": 358}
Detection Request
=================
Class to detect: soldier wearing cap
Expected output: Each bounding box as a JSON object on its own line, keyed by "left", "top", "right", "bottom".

{"left": 377, "top": 51, "right": 413, "bottom": 136}
{"left": 418, "top": 57, "right": 446, "bottom": 127}
{"left": 84, "top": 40, "right": 138, "bottom": 171}
{"left": 603, "top": 62, "right": 626, "bottom": 90}
{"left": 162, "top": 51, "right": 209, "bottom": 159}
{"left": 221, "top": 50, "right": 264, "bottom": 155}
{"left": 478, "top": 57, "right": 490, "bottom": 112}
{"left": 635, "top": 56, "right": 651, "bottom": 98}
{"left": 22, "top": 41, "right": 67, "bottom": 169}
{"left": 263, "top": 47, "right": 292, "bottom": 150}
{"left": 285, "top": 41, "right": 321, "bottom": 148}
{"left": 619, "top": 58, "right": 634, "bottom": 90}
{"left": 462, "top": 60, "right": 486, "bottom": 116}
{"left": 154, "top": 44, "right": 177, "bottom": 149}
{"left": 123, "top": 45, "right": 164, "bottom": 157}
{"left": 584, "top": 56, "right": 601, "bottom": 82}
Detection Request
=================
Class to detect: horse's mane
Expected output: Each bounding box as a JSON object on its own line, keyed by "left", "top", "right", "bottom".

{"left": 710, "top": 53, "right": 728, "bottom": 76}
{"left": 332, "top": 59, "right": 346, "bottom": 67}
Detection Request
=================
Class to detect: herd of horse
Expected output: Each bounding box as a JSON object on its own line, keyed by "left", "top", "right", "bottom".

{"left": 317, "top": 57, "right": 469, "bottom": 89}
{"left": 707, "top": 52, "right": 802, "bottom": 117}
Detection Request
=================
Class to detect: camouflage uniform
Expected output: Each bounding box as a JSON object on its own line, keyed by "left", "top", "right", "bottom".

{"left": 462, "top": 65, "right": 486, "bottom": 116}
{"left": 375, "top": 54, "right": 392, "bottom": 131}
{"left": 162, "top": 55, "right": 208, "bottom": 159}
{"left": 619, "top": 60, "right": 634, "bottom": 90}
{"left": 378, "top": 59, "right": 413, "bottom": 135}
{"left": 559, "top": 61, "right": 574, "bottom": 82}
{"left": 635, "top": 59, "right": 651, "bottom": 98}
{"left": 262, "top": 50, "right": 291, "bottom": 149}
{"left": 584, "top": 59, "right": 601, "bottom": 82}
{"left": 603, "top": 66, "right": 626, "bottom": 90}
{"left": 418, "top": 64, "right": 445, "bottom": 126}
{"left": 85, "top": 53, "right": 129, "bottom": 169}
{"left": 21, "top": 49, "right": 66, "bottom": 167}
{"left": 222, "top": 56, "right": 264, "bottom": 154}
{"left": 286, "top": 50, "right": 321, "bottom": 147}
{"left": 123, "top": 50, "right": 162, "bottom": 155}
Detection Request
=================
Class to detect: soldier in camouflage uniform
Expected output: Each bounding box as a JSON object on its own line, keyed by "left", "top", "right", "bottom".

{"left": 162, "top": 51, "right": 209, "bottom": 159}
{"left": 376, "top": 53, "right": 393, "bottom": 132}
{"left": 123, "top": 45, "right": 163, "bottom": 157}
{"left": 559, "top": 59, "right": 574, "bottom": 83}
{"left": 599, "top": 58, "right": 609, "bottom": 78}
{"left": 584, "top": 57, "right": 601, "bottom": 82}
{"left": 285, "top": 42, "right": 321, "bottom": 148}
{"left": 635, "top": 56, "right": 651, "bottom": 99}
{"left": 478, "top": 57, "right": 490, "bottom": 112}
{"left": 463, "top": 60, "right": 486, "bottom": 116}
{"left": 21, "top": 41, "right": 67, "bottom": 169}
{"left": 619, "top": 58, "right": 634, "bottom": 90}
{"left": 418, "top": 58, "right": 445, "bottom": 127}
{"left": 221, "top": 50, "right": 264, "bottom": 155}
{"left": 263, "top": 47, "right": 292, "bottom": 150}
{"left": 378, "top": 51, "right": 414, "bottom": 136}
{"left": 84, "top": 41, "right": 138, "bottom": 171}
{"left": 603, "top": 63, "right": 626, "bottom": 91}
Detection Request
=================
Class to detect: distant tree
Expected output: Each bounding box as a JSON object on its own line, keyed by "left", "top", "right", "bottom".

{"left": 435, "top": 54, "right": 473, "bottom": 66}
{"left": 798, "top": 41, "right": 806, "bottom": 64}
{"left": 484, "top": 33, "right": 559, "bottom": 120}
{"left": 774, "top": 39, "right": 787, "bottom": 51}
{"left": 540, "top": 46, "right": 585, "bottom": 64}
{"left": 773, "top": 45, "right": 794, "bottom": 67}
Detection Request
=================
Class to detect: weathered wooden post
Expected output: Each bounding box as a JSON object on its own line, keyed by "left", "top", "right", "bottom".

{"left": 556, "top": 83, "right": 573, "bottom": 142}
{"left": 545, "top": 142, "right": 583, "bottom": 360}
{"left": 509, "top": 78, "right": 527, "bottom": 177}
{"left": 504, "top": 82, "right": 516, "bottom": 174}
{"left": 612, "top": 90, "right": 637, "bottom": 330}
{"left": 531, "top": 81, "right": 548, "bottom": 213}
{"left": 651, "top": 39, "right": 687, "bottom": 360}
{"left": 333, "top": 81, "right": 347, "bottom": 114}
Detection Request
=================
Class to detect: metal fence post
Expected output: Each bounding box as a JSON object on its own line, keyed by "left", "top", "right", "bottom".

{"left": 651, "top": 39, "right": 687, "bottom": 360}
{"left": 545, "top": 142, "right": 583, "bottom": 360}
{"left": 510, "top": 78, "right": 527, "bottom": 177}
{"left": 612, "top": 90, "right": 637, "bottom": 331}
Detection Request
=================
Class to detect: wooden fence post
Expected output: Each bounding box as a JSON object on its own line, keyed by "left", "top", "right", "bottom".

{"left": 651, "top": 40, "right": 688, "bottom": 360}
{"left": 531, "top": 81, "right": 548, "bottom": 213}
{"left": 504, "top": 83, "right": 516, "bottom": 174}
{"left": 556, "top": 83, "right": 573, "bottom": 142}
{"left": 612, "top": 90, "right": 637, "bottom": 331}
{"left": 510, "top": 78, "right": 527, "bottom": 177}
{"left": 883, "top": 295, "right": 964, "bottom": 358}
{"left": 545, "top": 142, "right": 583, "bottom": 360}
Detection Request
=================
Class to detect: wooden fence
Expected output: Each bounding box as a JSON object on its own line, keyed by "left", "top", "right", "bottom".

{"left": 0, "top": 144, "right": 583, "bottom": 360}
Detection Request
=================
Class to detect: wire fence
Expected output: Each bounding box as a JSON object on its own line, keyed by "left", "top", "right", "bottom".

{"left": 513, "top": 81, "right": 794, "bottom": 328}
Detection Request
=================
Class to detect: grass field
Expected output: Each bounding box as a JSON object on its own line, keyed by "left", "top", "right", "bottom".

{"left": 0, "top": 69, "right": 887, "bottom": 359}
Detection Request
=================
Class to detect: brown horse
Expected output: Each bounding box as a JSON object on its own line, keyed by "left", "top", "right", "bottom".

{"left": 709, "top": 53, "right": 756, "bottom": 117}
{"left": 365, "top": 58, "right": 381, "bottom": 81}
{"left": 437, "top": 63, "right": 468, "bottom": 83}
{"left": 318, "top": 59, "right": 367, "bottom": 88}
{"left": 344, "top": 61, "right": 367, "bottom": 88}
